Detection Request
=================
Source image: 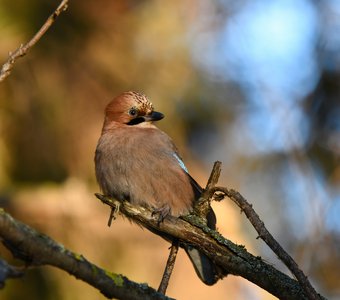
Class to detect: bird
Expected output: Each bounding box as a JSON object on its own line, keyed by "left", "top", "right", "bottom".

{"left": 95, "top": 91, "right": 220, "bottom": 285}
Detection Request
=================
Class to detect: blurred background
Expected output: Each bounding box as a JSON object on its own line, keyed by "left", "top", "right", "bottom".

{"left": 0, "top": 0, "right": 339, "bottom": 299}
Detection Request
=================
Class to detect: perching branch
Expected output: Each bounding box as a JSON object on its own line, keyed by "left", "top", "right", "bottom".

{"left": 0, "top": 0, "right": 69, "bottom": 82}
{"left": 96, "top": 195, "right": 319, "bottom": 300}
{"left": 0, "top": 209, "right": 173, "bottom": 300}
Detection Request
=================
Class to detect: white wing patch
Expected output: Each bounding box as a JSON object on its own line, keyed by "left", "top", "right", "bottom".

{"left": 173, "top": 153, "right": 188, "bottom": 173}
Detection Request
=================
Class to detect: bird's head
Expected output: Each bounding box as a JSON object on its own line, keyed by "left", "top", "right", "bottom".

{"left": 103, "top": 91, "right": 164, "bottom": 128}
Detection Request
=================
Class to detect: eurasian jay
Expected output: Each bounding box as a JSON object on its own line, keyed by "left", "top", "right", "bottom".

{"left": 95, "top": 91, "right": 220, "bottom": 285}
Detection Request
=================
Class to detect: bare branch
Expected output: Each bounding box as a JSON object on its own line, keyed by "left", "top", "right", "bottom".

{"left": 0, "top": 0, "right": 69, "bottom": 82}
{"left": 0, "top": 209, "right": 173, "bottom": 300}
{"left": 211, "top": 187, "right": 321, "bottom": 300}
{"left": 96, "top": 194, "right": 326, "bottom": 300}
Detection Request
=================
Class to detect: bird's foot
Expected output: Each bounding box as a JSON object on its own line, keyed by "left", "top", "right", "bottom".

{"left": 152, "top": 205, "right": 171, "bottom": 225}
{"left": 107, "top": 201, "right": 120, "bottom": 227}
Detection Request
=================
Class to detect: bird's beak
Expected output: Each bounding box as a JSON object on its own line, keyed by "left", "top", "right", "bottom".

{"left": 143, "top": 111, "right": 164, "bottom": 122}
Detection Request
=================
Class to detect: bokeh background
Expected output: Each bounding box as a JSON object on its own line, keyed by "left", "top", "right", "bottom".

{"left": 1, "top": 0, "right": 340, "bottom": 299}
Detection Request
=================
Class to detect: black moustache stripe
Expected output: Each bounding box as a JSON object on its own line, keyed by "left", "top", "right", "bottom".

{"left": 126, "top": 117, "right": 145, "bottom": 125}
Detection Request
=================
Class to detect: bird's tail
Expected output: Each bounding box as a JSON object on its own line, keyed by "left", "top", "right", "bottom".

{"left": 184, "top": 207, "right": 225, "bottom": 285}
{"left": 184, "top": 245, "right": 221, "bottom": 285}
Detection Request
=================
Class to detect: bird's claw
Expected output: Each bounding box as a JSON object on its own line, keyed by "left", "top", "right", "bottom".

{"left": 107, "top": 201, "right": 120, "bottom": 227}
{"left": 152, "top": 205, "right": 171, "bottom": 225}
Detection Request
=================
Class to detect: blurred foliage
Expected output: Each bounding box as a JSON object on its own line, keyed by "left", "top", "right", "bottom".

{"left": 0, "top": 0, "right": 339, "bottom": 299}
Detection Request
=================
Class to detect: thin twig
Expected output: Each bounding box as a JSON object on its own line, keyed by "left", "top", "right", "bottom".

{"left": 157, "top": 240, "right": 179, "bottom": 295}
{"left": 211, "top": 187, "right": 321, "bottom": 300}
{"left": 0, "top": 0, "right": 69, "bottom": 82}
{"left": 204, "top": 161, "right": 222, "bottom": 192}
{"left": 194, "top": 161, "right": 222, "bottom": 218}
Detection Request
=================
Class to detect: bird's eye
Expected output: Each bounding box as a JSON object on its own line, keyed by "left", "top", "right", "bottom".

{"left": 128, "top": 107, "right": 138, "bottom": 117}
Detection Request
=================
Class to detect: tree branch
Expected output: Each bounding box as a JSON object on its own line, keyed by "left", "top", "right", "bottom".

{"left": 210, "top": 187, "right": 321, "bottom": 300}
{"left": 0, "top": 0, "right": 69, "bottom": 82}
{"left": 0, "top": 209, "right": 173, "bottom": 300}
{"left": 95, "top": 191, "right": 325, "bottom": 300}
